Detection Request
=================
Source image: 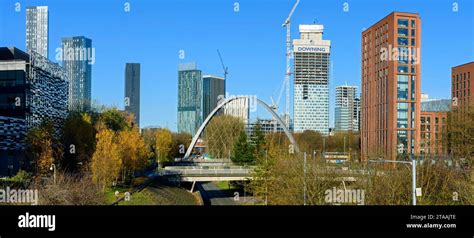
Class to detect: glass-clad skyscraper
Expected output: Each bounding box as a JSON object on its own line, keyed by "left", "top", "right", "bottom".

{"left": 335, "top": 85, "right": 360, "bottom": 132}
{"left": 293, "top": 24, "right": 331, "bottom": 135}
{"left": 61, "top": 36, "right": 92, "bottom": 112}
{"left": 178, "top": 63, "right": 202, "bottom": 135}
{"left": 26, "top": 6, "right": 49, "bottom": 58}
{"left": 202, "top": 75, "right": 225, "bottom": 120}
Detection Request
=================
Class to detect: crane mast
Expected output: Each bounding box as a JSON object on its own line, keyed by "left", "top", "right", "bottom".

{"left": 282, "top": 0, "right": 299, "bottom": 128}
{"left": 217, "top": 49, "right": 228, "bottom": 81}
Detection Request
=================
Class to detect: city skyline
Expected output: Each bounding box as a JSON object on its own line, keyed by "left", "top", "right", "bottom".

{"left": 1, "top": 0, "right": 473, "bottom": 130}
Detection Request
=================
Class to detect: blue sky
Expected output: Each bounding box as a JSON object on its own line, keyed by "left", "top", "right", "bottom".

{"left": 1, "top": 0, "right": 473, "bottom": 131}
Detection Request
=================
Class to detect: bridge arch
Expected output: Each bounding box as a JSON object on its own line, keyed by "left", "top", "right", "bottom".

{"left": 184, "top": 96, "right": 300, "bottom": 159}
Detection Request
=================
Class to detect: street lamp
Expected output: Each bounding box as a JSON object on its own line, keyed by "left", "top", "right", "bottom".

{"left": 368, "top": 155, "right": 417, "bottom": 205}
{"left": 50, "top": 163, "right": 56, "bottom": 185}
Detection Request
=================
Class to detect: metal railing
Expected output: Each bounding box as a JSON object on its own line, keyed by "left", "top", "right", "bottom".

{"left": 159, "top": 167, "right": 252, "bottom": 177}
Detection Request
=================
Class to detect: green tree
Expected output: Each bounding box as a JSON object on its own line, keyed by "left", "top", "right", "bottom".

{"left": 61, "top": 112, "right": 96, "bottom": 172}
{"left": 231, "top": 131, "right": 255, "bottom": 164}
{"left": 142, "top": 128, "right": 158, "bottom": 152}
{"left": 250, "top": 120, "right": 266, "bottom": 159}
{"left": 98, "top": 108, "right": 131, "bottom": 132}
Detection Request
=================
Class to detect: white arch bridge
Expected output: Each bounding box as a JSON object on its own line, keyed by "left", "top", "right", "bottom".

{"left": 183, "top": 96, "right": 301, "bottom": 160}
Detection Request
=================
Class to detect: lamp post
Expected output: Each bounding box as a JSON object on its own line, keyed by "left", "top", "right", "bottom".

{"left": 368, "top": 155, "right": 417, "bottom": 205}
{"left": 343, "top": 136, "right": 346, "bottom": 154}
{"left": 50, "top": 163, "right": 56, "bottom": 185}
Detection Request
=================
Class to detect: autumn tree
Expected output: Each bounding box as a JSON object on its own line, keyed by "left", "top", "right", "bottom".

{"left": 117, "top": 128, "right": 150, "bottom": 182}
{"left": 294, "top": 130, "right": 323, "bottom": 156}
{"left": 170, "top": 132, "right": 192, "bottom": 160}
{"left": 444, "top": 107, "right": 474, "bottom": 159}
{"left": 91, "top": 129, "right": 121, "bottom": 191}
{"left": 154, "top": 128, "right": 174, "bottom": 166}
{"left": 326, "top": 132, "right": 360, "bottom": 154}
{"left": 25, "top": 120, "right": 62, "bottom": 177}
{"left": 250, "top": 146, "right": 347, "bottom": 205}
{"left": 204, "top": 115, "right": 244, "bottom": 159}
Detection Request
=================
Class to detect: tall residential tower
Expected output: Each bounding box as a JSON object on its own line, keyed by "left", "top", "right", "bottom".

{"left": 61, "top": 36, "right": 93, "bottom": 112}
{"left": 26, "top": 6, "right": 49, "bottom": 58}
{"left": 178, "top": 63, "right": 202, "bottom": 135}
{"left": 125, "top": 63, "right": 140, "bottom": 128}
{"left": 361, "top": 12, "right": 421, "bottom": 160}
{"left": 335, "top": 85, "right": 360, "bottom": 132}
{"left": 293, "top": 24, "right": 331, "bottom": 135}
{"left": 202, "top": 75, "right": 225, "bottom": 119}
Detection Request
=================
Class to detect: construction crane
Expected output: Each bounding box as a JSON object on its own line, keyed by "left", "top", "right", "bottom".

{"left": 271, "top": 76, "right": 286, "bottom": 112}
{"left": 282, "top": 0, "right": 300, "bottom": 127}
{"left": 217, "top": 49, "right": 228, "bottom": 81}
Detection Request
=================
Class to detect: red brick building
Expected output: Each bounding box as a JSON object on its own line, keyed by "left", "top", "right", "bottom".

{"left": 451, "top": 62, "right": 474, "bottom": 112}
{"left": 361, "top": 12, "right": 421, "bottom": 160}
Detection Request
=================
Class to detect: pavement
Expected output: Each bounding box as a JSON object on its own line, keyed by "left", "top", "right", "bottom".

{"left": 197, "top": 182, "right": 238, "bottom": 206}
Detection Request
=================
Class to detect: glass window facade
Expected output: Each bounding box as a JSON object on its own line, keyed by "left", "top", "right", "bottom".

{"left": 397, "top": 130, "right": 408, "bottom": 152}
{"left": 0, "top": 70, "right": 26, "bottom": 118}
{"left": 398, "top": 37, "right": 408, "bottom": 45}
{"left": 202, "top": 76, "right": 225, "bottom": 120}
{"left": 61, "top": 36, "right": 93, "bottom": 112}
{"left": 397, "top": 75, "right": 408, "bottom": 100}
{"left": 398, "top": 28, "right": 409, "bottom": 37}
{"left": 397, "top": 102, "right": 408, "bottom": 128}
{"left": 178, "top": 68, "right": 203, "bottom": 135}
{"left": 398, "top": 66, "right": 409, "bottom": 73}
{"left": 398, "top": 19, "right": 409, "bottom": 28}
{"left": 293, "top": 26, "right": 331, "bottom": 135}
{"left": 26, "top": 6, "right": 49, "bottom": 58}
